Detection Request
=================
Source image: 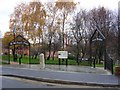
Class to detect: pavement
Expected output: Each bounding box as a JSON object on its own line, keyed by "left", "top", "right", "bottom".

{"left": 1, "top": 64, "right": 120, "bottom": 88}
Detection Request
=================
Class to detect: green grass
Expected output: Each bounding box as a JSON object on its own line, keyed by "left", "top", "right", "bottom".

{"left": 2, "top": 55, "right": 91, "bottom": 66}
{"left": 0, "top": 61, "right": 9, "bottom": 65}
{"left": 95, "top": 64, "right": 104, "bottom": 67}
{"left": 2, "top": 55, "right": 114, "bottom": 68}
{"left": 45, "top": 58, "right": 91, "bottom": 66}
{"left": 2, "top": 62, "right": 8, "bottom": 65}
{"left": 2, "top": 55, "right": 116, "bottom": 74}
{"left": 2, "top": 55, "right": 39, "bottom": 64}
{"left": 45, "top": 59, "right": 77, "bottom": 65}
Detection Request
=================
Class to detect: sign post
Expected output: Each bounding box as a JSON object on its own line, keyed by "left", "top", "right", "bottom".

{"left": 58, "top": 51, "right": 68, "bottom": 66}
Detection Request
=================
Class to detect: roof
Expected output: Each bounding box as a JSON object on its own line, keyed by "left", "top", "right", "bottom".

{"left": 9, "top": 35, "right": 30, "bottom": 46}
{"left": 90, "top": 29, "right": 106, "bottom": 42}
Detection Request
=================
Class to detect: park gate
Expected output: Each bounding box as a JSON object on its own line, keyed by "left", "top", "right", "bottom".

{"left": 105, "top": 52, "right": 113, "bottom": 74}
{"left": 8, "top": 35, "right": 30, "bottom": 64}
{"left": 90, "top": 29, "right": 113, "bottom": 74}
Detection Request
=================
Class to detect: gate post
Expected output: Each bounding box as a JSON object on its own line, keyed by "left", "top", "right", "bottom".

{"left": 103, "top": 39, "right": 107, "bottom": 70}
{"left": 59, "top": 58, "right": 61, "bottom": 65}
{"left": 111, "top": 58, "right": 113, "bottom": 74}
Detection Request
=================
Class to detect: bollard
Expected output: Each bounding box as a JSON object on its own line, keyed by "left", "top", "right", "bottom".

{"left": 39, "top": 53, "right": 45, "bottom": 69}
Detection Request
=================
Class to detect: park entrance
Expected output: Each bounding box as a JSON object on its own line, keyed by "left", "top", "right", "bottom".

{"left": 8, "top": 35, "right": 30, "bottom": 65}
{"left": 89, "top": 29, "right": 113, "bottom": 74}
{"left": 55, "top": 29, "right": 113, "bottom": 74}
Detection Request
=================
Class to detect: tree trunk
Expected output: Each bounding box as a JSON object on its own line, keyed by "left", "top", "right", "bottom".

{"left": 76, "top": 44, "right": 80, "bottom": 65}
{"left": 34, "top": 53, "right": 38, "bottom": 59}
{"left": 62, "top": 13, "right": 65, "bottom": 50}
{"left": 52, "top": 51, "right": 56, "bottom": 61}
{"left": 76, "top": 53, "right": 79, "bottom": 65}
{"left": 47, "top": 50, "right": 51, "bottom": 60}
{"left": 32, "top": 55, "right": 34, "bottom": 59}
{"left": 47, "top": 40, "right": 52, "bottom": 60}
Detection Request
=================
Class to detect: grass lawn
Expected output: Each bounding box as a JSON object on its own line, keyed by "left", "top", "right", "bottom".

{"left": 45, "top": 58, "right": 90, "bottom": 66}
{"left": 95, "top": 64, "right": 104, "bottom": 67}
{"left": 1, "top": 62, "right": 8, "bottom": 65}
{"left": 2, "top": 55, "right": 39, "bottom": 64}
{"left": 2, "top": 55, "right": 116, "bottom": 74}
{"left": 0, "top": 61, "right": 9, "bottom": 65}
{"left": 1, "top": 55, "right": 103, "bottom": 66}
{"left": 2, "top": 55, "right": 90, "bottom": 66}
{"left": 1, "top": 55, "right": 114, "bottom": 68}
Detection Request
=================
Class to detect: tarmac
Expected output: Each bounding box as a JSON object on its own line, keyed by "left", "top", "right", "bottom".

{"left": 1, "top": 63, "right": 120, "bottom": 88}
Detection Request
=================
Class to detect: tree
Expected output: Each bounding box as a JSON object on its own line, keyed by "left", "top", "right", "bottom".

{"left": 55, "top": 0, "right": 76, "bottom": 50}
{"left": 70, "top": 9, "right": 89, "bottom": 65}
{"left": 2, "top": 32, "right": 14, "bottom": 49}
{"left": 9, "top": 1, "right": 46, "bottom": 58}
{"left": 51, "top": 25, "right": 62, "bottom": 60}
{"left": 44, "top": 2, "right": 58, "bottom": 60}
{"left": 88, "top": 7, "right": 117, "bottom": 62}
{"left": 9, "top": 3, "right": 27, "bottom": 35}
{"left": 20, "top": 1, "right": 46, "bottom": 46}
{"left": 9, "top": 1, "right": 46, "bottom": 44}
{"left": 27, "top": 1, "right": 46, "bottom": 58}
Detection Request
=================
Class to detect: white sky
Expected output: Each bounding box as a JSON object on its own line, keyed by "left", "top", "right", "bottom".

{"left": 0, "top": 0, "right": 120, "bottom": 37}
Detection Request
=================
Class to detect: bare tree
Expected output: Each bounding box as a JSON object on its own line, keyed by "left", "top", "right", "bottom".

{"left": 71, "top": 9, "right": 89, "bottom": 65}
{"left": 44, "top": 2, "right": 59, "bottom": 60}
{"left": 52, "top": 31, "right": 62, "bottom": 60}
{"left": 88, "top": 7, "right": 118, "bottom": 63}
{"left": 55, "top": 1, "right": 76, "bottom": 50}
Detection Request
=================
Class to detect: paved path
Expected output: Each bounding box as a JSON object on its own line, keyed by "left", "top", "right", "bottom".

{"left": 1, "top": 65, "right": 120, "bottom": 87}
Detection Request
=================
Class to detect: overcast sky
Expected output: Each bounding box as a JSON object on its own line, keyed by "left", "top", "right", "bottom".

{"left": 0, "top": 0, "right": 120, "bottom": 37}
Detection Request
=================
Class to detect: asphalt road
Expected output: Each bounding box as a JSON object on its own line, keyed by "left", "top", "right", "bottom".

{"left": 1, "top": 76, "right": 119, "bottom": 90}
{"left": 1, "top": 76, "right": 68, "bottom": 88}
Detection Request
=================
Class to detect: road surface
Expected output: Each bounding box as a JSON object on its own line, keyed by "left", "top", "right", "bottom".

{"left": 1, "top": 76, "right": 119, "bottom": 89}
{"left": 1, "top": 76, "right": 68, "bottom": 88}
{"left": 0, "top": 65, "right": 120, "bottom": 89}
